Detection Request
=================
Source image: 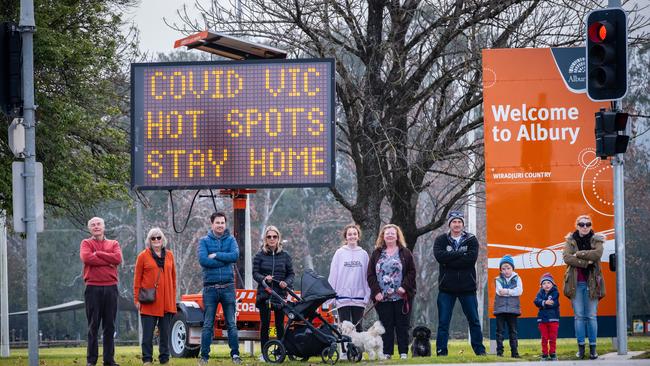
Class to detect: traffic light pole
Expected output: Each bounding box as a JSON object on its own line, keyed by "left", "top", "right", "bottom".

{"left": 19, "top": 1, "right": 38, "bottom": 365}
{"left": 612, "top": 102, "right": 627, "bottom": 355}
{"left": 613, "top": 153, "right": 627, "bottom": 354}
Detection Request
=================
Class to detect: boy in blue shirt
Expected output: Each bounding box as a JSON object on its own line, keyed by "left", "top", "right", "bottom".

{"left": 534, "top": 273, "right": 560, "bottom": 361}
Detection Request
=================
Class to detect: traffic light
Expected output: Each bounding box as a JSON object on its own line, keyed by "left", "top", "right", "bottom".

{"left": 594, "top": 109, "right": 629, "bottom": 158}
{"left": 0, "top": 21, "right": 22, "bottom": 117}
{"left": 586, "top": 8, "right": 627, "bottom": 101}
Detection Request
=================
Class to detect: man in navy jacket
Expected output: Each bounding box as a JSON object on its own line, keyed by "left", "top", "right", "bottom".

{"left": 198, "top": 212, "right": 241, "bottom": 365}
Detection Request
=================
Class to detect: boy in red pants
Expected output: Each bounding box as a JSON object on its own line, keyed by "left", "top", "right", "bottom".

{"left": 534, "top": 273, "right": 560, "bottom": 361}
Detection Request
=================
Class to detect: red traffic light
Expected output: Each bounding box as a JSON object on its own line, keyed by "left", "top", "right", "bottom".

{"left": 588, "top": 21, "right": 614, "bottom": 43}
{"left": 585, "top": 8, "right": 628, "bottom": 101}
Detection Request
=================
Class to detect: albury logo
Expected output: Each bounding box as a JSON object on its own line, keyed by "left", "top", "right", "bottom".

{"left": 568, "top": 57, "right": 586, "bottom": 83}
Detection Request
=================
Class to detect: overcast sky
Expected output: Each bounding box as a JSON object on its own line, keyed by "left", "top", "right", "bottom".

{"left": 128, "top": 0, "right": 202, "bottom": 55}
{"left": 130, "top": 0, "right": 649, "bottom": 55}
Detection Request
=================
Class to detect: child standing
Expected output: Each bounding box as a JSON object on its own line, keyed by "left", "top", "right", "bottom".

{"left": 534, "top": 272, "right": 560, "bottom": 361}
{"left": 493, "top": 255, "right": 522, "bottom": 358}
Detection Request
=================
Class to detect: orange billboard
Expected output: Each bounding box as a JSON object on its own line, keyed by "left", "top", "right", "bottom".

{"left": 483, "top": 48, "right": 616, "bottom": 339}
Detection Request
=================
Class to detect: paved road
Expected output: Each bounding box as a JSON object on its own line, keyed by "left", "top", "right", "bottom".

{"left": 402, "top": 352, "right": 650, "bottom": 365}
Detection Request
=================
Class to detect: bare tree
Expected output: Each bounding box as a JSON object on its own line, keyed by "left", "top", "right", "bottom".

{"left": 168, "top": 0, "right": 649, "bottom": 251}
{"left": 257, "top": 189, "right": 286, "bottom": 244}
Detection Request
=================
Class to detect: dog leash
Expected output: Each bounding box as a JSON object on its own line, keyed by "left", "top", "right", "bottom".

{"left": 335, "top": 291, "right": 409, "bottom": 329}
{"left": 353, "top": 301, "right": 378, "bottom": 328}
{"left": 401, "top": 293, "right": 410, "bottom": 315}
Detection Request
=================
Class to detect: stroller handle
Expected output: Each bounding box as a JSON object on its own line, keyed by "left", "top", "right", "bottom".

{"left": 261, "top": 278, "right": 302, "bottom": 302}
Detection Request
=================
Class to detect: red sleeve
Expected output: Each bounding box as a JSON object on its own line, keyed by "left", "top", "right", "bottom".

{"left": 133, "top": 252, "right": 144, "bottom": 305}
{"left": 170, "top": 252, "right": 177, "bottom": 300}
{"left": 95, "top": 240, "right": 123, "bottom": 265}
{"left": 80, "top": 240, "right": 111, "bottom": 266}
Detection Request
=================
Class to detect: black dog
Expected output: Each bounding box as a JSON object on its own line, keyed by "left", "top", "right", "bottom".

{"left": 411, "top": 325, "right": 432, "bottom": 357}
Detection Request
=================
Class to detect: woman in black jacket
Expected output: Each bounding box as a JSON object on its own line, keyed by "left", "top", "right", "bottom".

{"left": 253, "top": 225, "right": 295, "bottom": 354}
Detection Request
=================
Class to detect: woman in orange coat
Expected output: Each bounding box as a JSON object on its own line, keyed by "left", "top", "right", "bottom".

{"left": 134, "top": 228, "right": 177, "bottom": 366}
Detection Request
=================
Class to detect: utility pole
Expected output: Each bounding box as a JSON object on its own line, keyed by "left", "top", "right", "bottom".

{"left": 136, "top": 199, "right": 143, "bottom": 345}
{"left": 19, "top": 0, "right": 38, "bottom": 365}
{"left": 0, "top": 212, "right": 9, "bottom": 357}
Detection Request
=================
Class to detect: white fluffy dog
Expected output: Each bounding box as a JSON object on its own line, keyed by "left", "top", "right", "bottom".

{"left": 340, "top": 320, "right": 386, "bottom": 360}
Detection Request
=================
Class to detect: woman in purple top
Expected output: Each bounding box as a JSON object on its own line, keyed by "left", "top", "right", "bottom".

{"left": 328, "top": 223, "right": 370, "bottom": 332}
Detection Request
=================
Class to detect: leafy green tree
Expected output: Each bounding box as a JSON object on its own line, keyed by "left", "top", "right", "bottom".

{"left": 0, "top": 0, "right": 138, "bottom": 224}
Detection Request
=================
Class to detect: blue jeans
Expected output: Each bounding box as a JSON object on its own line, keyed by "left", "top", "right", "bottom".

{"left": 436, "top": 291, "right": 485, "bottom": 355}
{"left": 200, "top": 285, "right": 239, "bottom": 359}
{"left": 572, "top": 281, "right": 598, "bottom": 345}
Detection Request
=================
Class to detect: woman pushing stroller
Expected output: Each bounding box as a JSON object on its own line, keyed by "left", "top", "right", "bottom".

{"left": 253, "top": 225, "right": 295, "bottom": 361}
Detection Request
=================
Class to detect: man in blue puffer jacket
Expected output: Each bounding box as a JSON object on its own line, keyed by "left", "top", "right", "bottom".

{"left": 198, "top": 212, "right": 241, "bottom": 365}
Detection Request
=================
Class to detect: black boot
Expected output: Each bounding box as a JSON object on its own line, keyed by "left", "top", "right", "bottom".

{"left": 577, "top": 344, "right": 585, "bottom": 359}
{"left": 589, "top": 345, "right": 598, "bottom": 360}
{"left": 511, "top": 346, "right": 520, "bottom": 358}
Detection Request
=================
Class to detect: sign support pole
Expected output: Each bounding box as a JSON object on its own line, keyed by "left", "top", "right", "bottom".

{"left": 221, "top": 189, "right": 256, "bottom": 289}
{"left": 233, "top": 192, "right": 246, "bottom": 289}
{"left": 136, "top": 199, "right": 144, "bottom": 346}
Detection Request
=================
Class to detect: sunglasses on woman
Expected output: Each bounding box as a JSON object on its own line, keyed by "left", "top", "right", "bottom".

{"left": 266, "top": 235, "right": 278, "bottom": 239}
{"left": 151, "top": 236, "right": 162, "bottom": 241}
{"left": 577, "top": 222, "right": 592, "bottom": 228}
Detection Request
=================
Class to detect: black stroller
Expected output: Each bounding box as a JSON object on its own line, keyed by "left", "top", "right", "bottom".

{"left": 261, "top": 270, "right": 362, "bottom": 364}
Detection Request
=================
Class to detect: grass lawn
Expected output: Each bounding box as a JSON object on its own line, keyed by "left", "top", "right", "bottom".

{"left": 1, "top": 337, "right": 649, "bottom": 365}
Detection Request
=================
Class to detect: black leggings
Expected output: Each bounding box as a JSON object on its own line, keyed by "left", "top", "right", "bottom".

{"left": 376, "top": 300, "right": 410, "bottom": 355}
{"left": 338, "top": 306, "right": 365, "bottom": 332}
{"left": 259, "top": 302, "right": 285, "bottom": 347}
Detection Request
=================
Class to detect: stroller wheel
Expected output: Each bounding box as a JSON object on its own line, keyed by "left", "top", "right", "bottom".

{"left": 321, "top": 345, "right": 340, "bottom": 364}
{"left": 346, "top": 343, "right": 363, "bottom": 362}
{"left": 263, "top": 340, "right": 286, "bottom": 363}
{"left": 288, "top": 354, "right": 310, "bottom": 362}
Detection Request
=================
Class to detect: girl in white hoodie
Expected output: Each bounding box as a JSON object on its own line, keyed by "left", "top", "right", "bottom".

{"left": 328, "top": 224, "right": 371, "bottom": 331}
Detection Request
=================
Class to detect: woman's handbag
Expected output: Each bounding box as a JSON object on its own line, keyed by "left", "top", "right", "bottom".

{"left": 138, "top": 269, "right": 162, "bottom": 304}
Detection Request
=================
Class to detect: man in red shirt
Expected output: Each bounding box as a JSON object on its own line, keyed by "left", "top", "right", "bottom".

{"left": 80, "top": 217, "right": 123, "bottom": 366}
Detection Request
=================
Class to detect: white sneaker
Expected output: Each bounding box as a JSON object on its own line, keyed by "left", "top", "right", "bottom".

{"left": 400, "top": 353, "right": 408, "bottom": 359}
{"left": 258, "top": 354, "right": 266, "bottom": 363}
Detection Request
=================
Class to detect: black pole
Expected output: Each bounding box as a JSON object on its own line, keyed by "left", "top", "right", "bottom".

{"left": 232, "top": 193, "right": 247, "bottom": 289}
